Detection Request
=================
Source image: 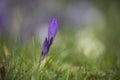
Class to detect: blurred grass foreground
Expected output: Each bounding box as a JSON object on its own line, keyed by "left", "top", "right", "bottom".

{"left": 0, "top": 0, "right": 120, "bottom": 80}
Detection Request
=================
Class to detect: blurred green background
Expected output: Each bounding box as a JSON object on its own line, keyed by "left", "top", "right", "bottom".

{"left": 0, "top": 0, "right": 120, "bottom": 80}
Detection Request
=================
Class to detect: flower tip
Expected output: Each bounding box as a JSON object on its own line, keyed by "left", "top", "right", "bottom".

{"left": 51, "top": 18, "right": 58, "bottom": 27}
{"left": 52, "top": 18, "right": 58, "bottom": 23}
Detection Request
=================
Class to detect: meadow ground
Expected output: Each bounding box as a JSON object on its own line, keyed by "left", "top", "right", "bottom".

{"left": 0, "top": 32, "right": 120, "bottom": 80}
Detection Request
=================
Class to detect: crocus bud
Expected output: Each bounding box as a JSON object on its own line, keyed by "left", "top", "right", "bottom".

{"left": 41, "top": 18, "right": 58, "bottom": 59}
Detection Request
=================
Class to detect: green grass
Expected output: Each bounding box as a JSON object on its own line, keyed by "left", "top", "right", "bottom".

{"left": 0, "top": 35, "right": 120, "bottom": 80}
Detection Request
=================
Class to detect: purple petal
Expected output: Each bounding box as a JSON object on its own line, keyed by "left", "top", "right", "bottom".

{"left": 48, "top": 18, "right": 58, "bottom": 43}
{"left": 42, "top": 38, "right": 49, "bottom": 56}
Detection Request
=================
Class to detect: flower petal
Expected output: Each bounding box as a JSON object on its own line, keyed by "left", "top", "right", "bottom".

{"left": 42, "top": 38, "right": 49, "bottom": 56}
{"left": 48, "top": 18, "right": 58, "bottom": 43}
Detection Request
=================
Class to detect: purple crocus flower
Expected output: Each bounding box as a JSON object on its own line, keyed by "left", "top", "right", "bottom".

{"left": 41, "top": 18, "right": 58, "bottom": 59}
